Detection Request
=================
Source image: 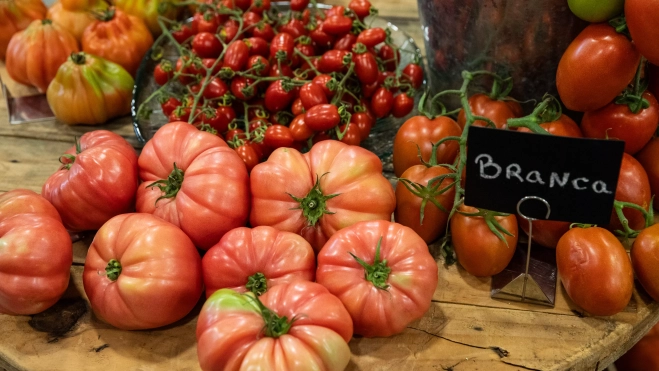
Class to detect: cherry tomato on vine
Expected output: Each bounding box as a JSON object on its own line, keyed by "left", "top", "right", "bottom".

{"left": 349, "top": 0, "right": 372, "bottom": 19}
{"left": 279, "top": 18, "right": 307, "bottom": 38}
{"left": 339, "top": 123, "right": 361, "bottom": 145}
{"left": 235, "top": 145, "right": 260, "bottom": 171}
{"left": 225, "top": 128, "right": 246, "bottom": 143}
{"left": 457, "top": 93, "right": 522, "bottom": 129}
{"left": 318, "top": 49, "right": 350, "bottom": 73}
{"left": 305, "top": 104, "right": 341, "bottom": 131}
{"left": 200, "top": 77, "right": 229, "bottom": 100}
{"left": 357, "top": 28, "right": 386, "bottom": 48}
{"left": 171, "top": 24, "right": 194, "bottom": 45}
{"left": 334, "top": 33, "right": 357, "bottom": 51}
{"left": 242, "top": 11, "right": 262, "bottom": 29}
{"left": 289, "top": 114, "right": 315, "bottom": 141}
{"left": 353, "top": 50, "right": 379, "bottom": 85}
{"left": 220, "top": 20, "right": 240, "bottom": 43}
{"left": 192, "top": 32, "right": 222, "bottom": 58}
{"left": 231, "top": 76, "right": 256, "bottom": 100}
{"left": 223, "top": 40, "right": 250, "bottom": 71}
{"left": 291, "top": 98, "right": 305, "bottom": 115}
{"left": 246, "top": 55, "right": 269, "bottom": 77}
{"left": 160, "top": 97, "right": 181, "bottom": 117}
{"left": 371, "top": 87, "right": 394, "bottom": 118}
{"left": 326, "top": 5, "right": 346, "bottom": 17}
{"left": 351, "top": 111, "right": 373, "bottom": 139}
{"left": 323, "top": 15, "right": 354, "bottom": 35}
{"left": 154, "top": 61, "right": 173, "bottom": 86}
{"left": 402, "top": 63, "right": 424, "bottom": 89}
{"left": 312, "top": 74, "right": 335, "bottom": 98}
{"left": 290, "top": 0, "right": 309, "bottom": 11}
{"left": 378, "top": 44, "right": 399, "bottom": 71}
{"left": 270, "top": 32, "right": 295, "bottom": 60}
{"left": 252, "top": 23, "right": 275, "bottom": 41}
{"left": 299, "top": 82, "right": 328, "bottom": 110}
{"left": 192, "top": 11, "right": 221, "bottom": 34}
{"left": 310, "top": 23, "right": 335, "bottom": 48}
{"left": 264, "top": 124, "right": 295, "bottom": 149}
{"left": 250, "top": 0, "right": 270, "bottom": 14}
{"left": 269, "top": 62, "right": 294, "bottom": 78}
{"left": 392, "top": 92, "right": 414, "bottom": 118}
{"left": 264, "top": 80, "right": 295, "bottom": 112}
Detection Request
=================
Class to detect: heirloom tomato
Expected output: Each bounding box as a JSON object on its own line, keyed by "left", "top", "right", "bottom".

{"left": 631, "top": 224, "right": 659, "bottom": 302}
{"left": 114, "top": 0, "right": 180, "bottom": 35}
{"left": 0, "top": 0, "right": 47, "bottom": 60}
{"left": 0, "top": 190, "right": 71, "bottom": 316}
{"left": 581, "top": 91, "right": 659, "bottom": 154}
{"left": 47, "top": 0, "right": 106, "bottom": 42}
{"left": 556, "top": 23, "right": 640, "bottom": 112}
{"left": 451, "top": 205, "right": 518, "bottom": 277}
{"left": 42, "top": 130, "right": 138, "bottom": 231}
{"left": 83, "top": 213, "right": 203, "bottom": 330}
{"left": 567, "top": 0, "right": 624, "bottom": 22}
{"left": 250, "top": 140, "right": 396, "bottom": 251}
{"left": 396, "top": 165, "right": 455, "bottom": 243}
{"left": 610, "top": 153, "right": 651, "bottom": 231}
{"left": 636, "top": 137, "right": 659, "bottom": 210}
{"left": 196, "top": 282, "right": 353, "bottom": 371}
{"left": 626, "top": 0, "right": 659, "bottom": 66}
{"left": 136, "top": 122, "right": 250, "bottom": 250}
{"left": 457, "top": 93, "right": 522, "bottom": 129}
{"left": 46, "top": 53, "right": 134, "bottom": 125}
{"left": 5, "top": 19, "right": 78, "bottom": 92}
{"left": 556, "top": 226, "right": 633, "bottom": 316}
{"left": 393, "top": 115, "right": 462, "bottom": 177}
{"left": 202, "top": 226, "right": 315, "bottom": 297}
{"left": 316, "top": 220, "right": 438, "bottom": 337}
{"left": 82, "top": 8, "right": 154, "bottom": 76}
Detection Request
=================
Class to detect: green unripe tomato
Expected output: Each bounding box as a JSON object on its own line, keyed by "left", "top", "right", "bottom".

{"left": 567, "top": 0, "right": 625, "bottom": 22}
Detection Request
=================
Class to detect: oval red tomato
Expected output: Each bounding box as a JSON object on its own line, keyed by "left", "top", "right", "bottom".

{"left": 631, "top": 224, "right": 659, "bottom": 302}
{"left": 636, "top": 137, "right": 659, "bottom": 210}
{"left": 626, "top": 0, "right": 659, "bottom": 66}
{"left": 610, "top": 153, "right": 651, "bottom": 231}
{"left": 305, "top": 104, "right": 341, "bottom": 131}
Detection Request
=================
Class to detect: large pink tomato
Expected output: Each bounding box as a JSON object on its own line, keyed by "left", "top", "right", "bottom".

{"left": 250, "top": 140, "right": 396, "bottom": 251}
{"left": 316, "top": 220, "right": 439, "bottom": 337}
{"left": 42, "top": 130, "right": 138, "bottom": 231}
{"left": 136, "top": 122, "right": 250, "bottom": 250}
{"left": 83, "top": 213, "right": 203, "bottom": 330}
{"left": 196, "top": 281, "right": 353, "bottom": 371}
{"left": 202, "top": 226, "right": 316, "bottom": 297}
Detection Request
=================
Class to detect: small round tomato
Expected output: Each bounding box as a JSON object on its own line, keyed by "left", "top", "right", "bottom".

{"left": 457, "top": 93, "right": 522, "bottom": 129}
{"left": 247, "top": 54, "right": 269, "bottom": 76}
{"left": 356, "top": 28, "right": 386, "bottom": 48}
{"left": 154, "top": 60, "right": 173, "bottom": 86}
{"left": 250, "top": 0, "right": 270, "bottom": 13}
{"left": 631, "top": 224, "right": 659, "bottom": 302}
{"left": 192, "top": 31, "right": 223, "bottom": 58}
{"left": 251, "top": 23, "right": 275, "bottom": 41}
{"left": 636, "top": 137, "right": 659, "bottom": 210}
{"left": 291, "top": 98, "right": 305, "bottom": 115}
{"left": 309, "top": 23, "right": 335, "bottom": 48}
{"left": 451, "top": 205, "right": 518, "bottom": 277}
{"left": 264, "top": 124, "right": 295, "bottom": 149}
{"left": 201, "top": 77, "right": 229, "bottom": 100}
{"left": 352, "top": 50, "right": 379, "bottom": 85}
{"left": 557, "top": 226, "right": 633, "bottom": 316}
{"left": 349, "top": 0, "right": 371, "bottom": 18}
{"left": 610, "top": 153, "right": 651, "bottom": 231}
{"left": 264, "top": 80, "right": 295, "bottom": 112}
{"left": 305, "top": 104, "right": 341, "bottom": 131}
{"left": 322, "top": 15, "right": 353, "bottom": 35}
{"left": 289, "top": 114, "right": 315, "bottom": 141}
{"left": 371, "top": 87, "right": 394, "bottom": 118}
{"left": 269, "top": 32, "right": 295, "bottom": 60}
{"left": 171, "top": 24, "right": 194, "bottom": 44}
{"left": 299, "top": 82, "right": 328, "bottom": 110}
{"left": 279, "top": 18, "right": 306, "bottom": 39}
{"left": 225, "top": 128, "right": 246, "bottom": 143}
{"left": 351, "top": 111, "right": 374, "bottom": 139}
{"left": 192, "top": 11, "right": 220, "bottom": 34}
{"left": 392, "top": 92, "right": 414, "bottom": 118}
{"left": 242, "top": 11, "right": 261, "bottom": 29}
{"left": 402, "top": 63, "right": 424, "bottom": 89}
{"left": 567, "top": 0, "right": 624, "bottom": 22}
{"left": 312, "top": 74, "right": 335, "bottom": 98}
{"left": 161, "top": 97, "right": 181, "bottom": 117}
{"left": 556, "top": 23, "right": 640, "bottom": 112}
{"left": 245, "top": 36, "right": 269, "bottom": 56}
{"left": 338, "top": 123, "right": 361, "bottom": 145}
{"left": 626, "top": 0, "right": 659, "bottom": 66}
{"left": 235, "top": 143, "right": 260, "bottom": 171}
{"left": 581, "top": 91, "right": 659, "bottom": 154}
{"left": 231, "top": 76, "right": 256, "bottom": 100}
{"left": 318, "top": 49, "right": 350, "bottom": 73}
{"left": 222, "top": 40, "right": 249, "bottom": 71}
{"left": 269, "top": 62, "right": 294, "bottom": 78}
{"left": 393, "top": 115, "right": 462, "bottom": 177}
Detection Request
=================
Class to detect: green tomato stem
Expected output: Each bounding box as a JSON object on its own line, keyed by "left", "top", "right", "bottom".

{"left": 349, "top": 237, "right": 391, "bottom": 290}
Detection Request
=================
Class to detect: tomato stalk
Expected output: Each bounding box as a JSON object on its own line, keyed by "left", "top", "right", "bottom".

{"left": 246, "top": 272, "right": 268, "bottom": 296}
{"left": 615, "top": 57, "right": 650, "bottom": 114}
{"left": 349, "top": 237, "right": 391, "bottom": 290}
{"left": 105, "top": 259, "right": 122, "bottom": 282}
{"left": 147, "top": 163, "right": 185, "bottom": 203}
{"left": 288, "top": 174, "right": 339, "bottom": 227}
{"left": 505, "top": 95, "right": 555, "bottom": 134}
{"left": 247, "top": 294, "right": 297, "bottom": 338}
{"left": 613, "top": 198, "right": 655, "bottom": 238}
{"left": 456, "top": 208, "right": 516, "bottom": 247}
{"left": 58, "top": 137, "right": 83, "bottom": 170}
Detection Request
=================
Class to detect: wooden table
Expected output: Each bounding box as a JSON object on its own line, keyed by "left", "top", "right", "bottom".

{"left": 1, "top": 1, "right": 658, "bottom": 370}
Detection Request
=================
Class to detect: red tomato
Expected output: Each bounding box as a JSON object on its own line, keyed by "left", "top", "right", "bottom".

{"left": 198, "top": 107, "right": 232, "bottom": 133}
{"left": 0, "top": 189, "right": 61, "bottom": 222}
{"left": 392, "top": 92, "right": 414, "bottom": 118}
{"left": 222, "top": 40, "right": 249, "bottom": 71}
{"left": 250, "top": 140, "right": 396, "bottom": 251}
{"left": 326, "top": 5, "right": 345, "bottom": 17}
{"left": 305, "top": 104, "right": 341, "bottom": 131}
{"left": 269, "top": 62, "right": 294, "bottom": 78}
{"left": 269, "top": 32, "right": 295, "bottom": 60}
{"left": 396, "top": 166, "right": 455, "bottom": 243}
{"left": 192, "top": 11, "right": 220, "bottom": 34}
{"left": 309, "top": 23, "right": 335, "bottom": 48}
{"left": 356, "top": 28, "right": 386, "bottom": 48}
{"left": 299, "top": 82, "right": 328, "bottom": 110}
{"left": 83, "top": 213, "right": 203, "bottom": 330}
{"left": 353, "top": 50, "right": 378, "bottom": 85}
{"left": 250, "top": 0, "right": 270, "bottom": 14}
{"left": 264, "top": 80, "right": 295, "bottom": 112}
{"left": 517, "top": 114, "right": 583, "bottom": 137}
{"left": 289, "top": 114, "right": 315, "bottom": 141}
{"left": 160, "top": 97, "right": 181, "bottom": 117}
{"left": 556, "top": 23, "right": 640, "bottom": 112}
{"left": 279, "top": 18, "right": 306, "bottom": 38}
{"left": 312, "top": 74, "right": 335, "bottom": 98}
{"left": 231, "top": 76, "right": 255, "bottom": 100}
{"left": 192, "top": 31, "right": 223, "bottom": 58}
{"left": 626, "top": 0, "right": 659, "bottom": 65}
{"left": 333, "top": 32, "right": 357, "bottom": 51}
{"left": 581, "top": 91, "right": 659, "bottom": 154}
{"left": 402, "top": 63, "right": 424, "bottom": 89}
{"left": 220, "top": 19, "right": 239, "bottom": 43}
{"left": 322, "top": 15, "right": 353, "bottom": 35}
{"left": 316, "top": 220, "right": 438, "bottom": 337}
{"left": 351, "top": 111, "right": 373, "bottom": 139}
{"left": 245, "top": 37, "right": 269, "bottom": 58}
{"left": 636, "top": 137, "right": 659, "bottom": 210}
{"left": 556, "top": 226, "right": 633, "bottom": 316}
{"left": 172, "top": 24, "right": 194, "bottom": 44}
{"left": 291, "top": 98, "right": 305, "bottom": 115}
{"left": 339, "top": 123, "right": 361, "bottom": 145}
{"left": 451, "top": 205, "right": 518, "bottom": 277}
{"left": 264, "top": 124, "right": 295, "bottom": 149}
{"left": 517, "top": 217, "right": 570, "bottom": 249}
{"left": 225, "top": 128, "right": 246, "bottom": 143}
{"left": 235, "top": 143, "right": 261, "bottom": 171}
{"left": 631, "top": 224, "right": 659, "bottom": 302}
{"left": 246, "top": 54, "right": 269, "bottom": 76}
{"left": 610, "top": 153, "right": 651, "bottom": 231}
{"left": 200, "top": 77, "right": 229, "bottom": 100}
{"left": 616, "top": 324, "right": 659, "bottom": 371}
{"left": 318, "top": 49, "right": 349, "bottom": 73}
{"left": 349, "top": 0, "right": 371, "bottom": 19}
{"left": 371, "top": 87, "right": 394, "bottom": 118}
{"left": 290, "top": 0, "right": 309, "bottom": 11}
{"left": 393, "top": 115, "right": 462, "bottom": 177}
{"left": 251, "top": 23, "right": 275, "bottom": 41}
{"left": 136, "top": 122, "right": 250, "bottom": 249}
{"left": 196, "top": 281, "right": 352, "bottom": 371}
{"left": 42, "top": 131, "right": 138, "bottom": 231}
{"left": 457, "top": 93, "right": 522, "bottom": 129}
{"left": 378, "top": 44, "right": 399, "bottom": 71}
{"left": 233, "top": 0, "right": 251, "bottom": 11}
{"left": 241, "top": 11, "right": 261, "bottom": 29}
{"left": 153, "top": 60, "right": 173, "bottom": 86}
{"left": 202, "top": 226, "right": 315, "bottom": 297}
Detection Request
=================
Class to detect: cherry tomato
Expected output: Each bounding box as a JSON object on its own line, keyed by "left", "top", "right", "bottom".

{"left": 251, "top": 22, "right": 275, "bottom": 41}
{"left": 250, "top": 0, "right": 270, "bottom": 14}
{"left": 318, "top": 49, "right": 350, "bottom": 73}
{"left": 610, "top": 153, "right": 652, "bottom": 231}
{"left": 557, "top": 226, "right": 633, "bottom": 316}
{"left": 171, "top": 24, "right": 194, "bottom": 44}
{"left": 371, "top": 87, "right": 394, "bottom": 118}
{"left": 290, "top": 0, "right": 309, "bottom": 11}
{"left": 175, "top": 56, "right": 198, "bottom": 85}
{"left": 269, "top": 62, "right": 294, "bottom": 78}
{"left": 457, "top": 93, "right": 522, "bottom": 129}
{"left": 199, "top": 77, "right": 228, "bottom": 100}
{"left": 402, "top": 63, "right": 424, "bottom": 89}
{"left": 291, "top": 98, "right": 305, "bottom": 115}
{"left": 192, "top": 32, "right": 223, "bottom": 58}
{"left": 231, "top": 76, "right": 255, "bottom": 100}
{"left": 581, "top": 91, "right": 659, "bottom": 154}
{"left": 349, "top": 0, "right": 372, "bottom": 19}
{"left": 289, "top": 114, "right": 315, "bottom": 141}
{"left": 153, "top": 61, "right": 173, "bottom": 86}
{"left": 310, "top": 23, "right": 335, "bottom": 48}
{"left": 279, "top": 18, "right": 307, "bottom": 38}
{"left": 220, "top": 19, "right": 240, "bottom": 43}
{"left": 323, "top": 15, "right": 353, "bottom": 35}
{"left": 225, "top": 128, "right": 246, "bottom": 143}
{"left": 352, "top": 50, "right": 378, "bottom": 85}
{"left": 517, "top": 114, "right": 583, "bottom": 137}
{"left": 192, "top": 11, "right": 221, "bottom": 34}
{"left": 264, "top": 80, "right": 295, "bottom": 112}
{"left": 378, "top": 44, "right": 399, "bottom": 71}
{"left": 246, "top": 55, "right": 269, "bottom": 77}
{"left": 160, "top": 97, "right": 181, "bottom": 117}
{"left": 269, "top": 32, "right": 295, "bottom": 60}
{"left": 356, "top": 28, "right": 386, "bottom": 48}
{"left": 626, "top": 0, "right": 659, "bottom": 66}
{"left": 339, "top": 123, "right": 361, "bottom": 145}
{"left": 305, "top": 104, "right": 341, "bottom": 131}
{"left": 222, "top": 40, "right": 250, "bottom": 71}
{"left": 235, "top": 144, "right": 260, "bottom": 171}
{"left": 556, "top": 23, "right": 640, "bottom": 112}
{"left": 392, "top": 92, "right": 414, "bottom": 118}
{"left": 333, "top": 33, "right": 357, "bottom": 51}
{"left": 312, "top": 74, "right": 335, "bottom": 98}
{"left": 242, "top": 11, "right": 262, "bottom": 29}
{"left": 299, "top": 82, "right": 328, "bottom": 110}
{"left": 567, "top": 0, "right": 624, "bottom": 22}
{"left": 451, "top": 205, "right": 518, "bottom": 277}
{"left": 351, "top": 111, "right": 373, "bottom": 139}
{"left": 264, "top": 124, "right": 295, "bottom": 149}
{"left": 233, "top": 0, "right": 251, "bottom": 11}
{"left": 635, "top": 137, "right": 659, "bottom": 210}
{"left": 326, "top": 5, "right": 345, "bottom": 17}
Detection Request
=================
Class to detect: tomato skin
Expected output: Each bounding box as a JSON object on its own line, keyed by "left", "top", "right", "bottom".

{"left": 299, "top": 82, "right": 328, "bottom": 110}
{"left": 250, "top": 0, "right": 270, "bottom": 14}
{"left": 235, "top": 144, "right": 260, "bottom": 172}
{"left": 378, "top": 44, "right": 399, "bottom": 71}
{"left": 172, "top": 24, "right": 194, "bottom": 44}
{"left": 610, "top": 153, "right": 651, "bottom": 231}
{"left": 83, "top": 213, "right": 203, "bottom": 330}
{"left": 457, "top": 93, "right": 521, "bottom": 129}
{"left": 231, "top": 76, "right": 255, "bottom": 100}
{"left": 556, "top": 226, "right": 633, "bottom": 316}
{"left": 250, "top": 140, "right": 396, "bottom": 251}
{"left": 309, "top": 23, "right": 335, "bottom": 48}
{"left": 305, "top": 104, "right": 341, "bottom": 131}
{"left": 356, "top": 28, "right": 386, "bottom": 48}
{"left": 567, "top": 0, "right": 624, "bottom": 22}
{"left": 136, "top": 122, "right": 250, "bottom": 250}
{"left": 290, "top": 0, "right": 309, "bottom": 11}
{"left": 202, "top": 226, "right": 315, "bottom": 297}
{"left": 392, "top": 92, "right": 414, "bottom": 118}
{"left": 192, "top": 31, "right": 223, "bottom": 58}
{"left": 351, "top": 111, "right": 373, "bottom": 139}
{"left": 338, "top": 123, "right": 361, "bottom": 145}
{"left": 322, "top": 15, "right": 353, "bottom": 35}
{"left": 153, "top": 61, "right": 173, "bottom": 85}
{"left": 371, "top": 87, "right": 394, "bottom": 118}
{"left": 264, "top": 80, "right": 295, "bottom": 112}
{"left": 517, "top": 217, "right": 570, "bottom": 249}
{"left": 396, "top": 166, "right": 455, "bottom": 243}
{"left": 631, "top": 224, "right": 659, "bottom": 302}
{"left": 393, "top": 115, "right": 462, "bottom": 177}
{"left": 318, "top": 49, "right": 349, "bottom": 73}
{"left": 348, "top": 0, "right": 371, "bottom": 19}
{"left": 451, "top": 205, "right": 518, "bottom": 277}
{"left": 251, "top": 23, "right": 275, "bottom": 42}
{"left": 333, "top": 32, "right": 357, "bottom": 51}
{"left": 626, "top": 0, "right": 659, "bottom": 66}
{"left": 289, "top": 114, "right": 315, "bottom": 141}
{"left": 269, "top": 32, "right": 295, "bottom": 60}
{"left": 196, "top": 282, "right": 352, "bottom": 371}
{"left": 279, "top": 18, "right": 306, "bottom": 39}
{"left": 518, "top": 114, "right": 583, "bottom": 137}
{"left": 192, "top": 11, "right": 221, "bottom": 34}
{"left": 636, "top": 137, "right": 659, "bottom": 210}
{"left": 556, "top": 24, "right": 640, "bottom": 112}
{"left": 582, "top": 91, "right": 659, "bottom": 154}
{"left": 291, "top": 98, "right": 305, "bottom": 115}
{"left": 264, "top": 124, "right": 295, "bottom": 149}
{"left": 42, "top": 130, "right": 138, "bottom": 231}
{"left": 616, "top": 324, "right": 659, "bottom": 371}
{"left": 246, "top": 54, "right": 269, "bottom": 76}
{"left": 241, "top": 11, "right": 261, "bottom": 29}
{"left": 312, "top": 74, "right": 335, "bottom": 98}
{"left": 353, "top": 51, "right": 379, "bottom": 85}
{"left": 0, "top": 0, "right": 47, "bottom": 60}
{"left": 402, "top": 63, "right": 424, "bottom": 89}
{"left": 222, "top": 40, "right": 250, "bottom": 71}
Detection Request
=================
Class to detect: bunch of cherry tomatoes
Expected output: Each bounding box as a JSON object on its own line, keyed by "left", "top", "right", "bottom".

{"left": 142, "top": 0, "right": 423, "bottom": 170}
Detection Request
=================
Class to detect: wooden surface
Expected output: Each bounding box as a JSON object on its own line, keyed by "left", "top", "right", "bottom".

{"left": 1, "top": 1, "right": 659, "bottom": 370}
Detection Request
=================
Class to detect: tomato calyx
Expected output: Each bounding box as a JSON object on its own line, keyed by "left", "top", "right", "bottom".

{"left": 349, "top": 237, "right": 391, "bottom": 290}
{"left": 456, "top": 208, "right": 516, "bottom": 246}
{"left": 69, "top": 52, "right": 88, "bottom": 65}
{"left": 105, "top": 259, "right": 122, "bottom": 282}
{"left": 59, "top": 137, "right": 83, "bottom": 170}
{"left": 613, "top": 198, "right": 655, "bottom": 238}
{"left": 246, "top": 272, "right": 268, "bottom": 296}
{"left": 248, "top": 295, "right": 297, "bottom": 338}
{"left": 147, "top": 163, "right": 185, "bottom": 203}
{"left": 398, "top": 174, "right": 455, "bottom": 225}
{"left": 614, "top": 57, "right": 650, "bottom": 114}
{"left": 288, "top": 174, "right": 339, "bottom": 227}
{"left": 609, "top": 15, "right": 630, "bottom": 38}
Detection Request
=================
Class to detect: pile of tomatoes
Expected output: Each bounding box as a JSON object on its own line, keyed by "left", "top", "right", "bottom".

{"left": 144, "top": 0, "right": 423, "bottom": 170}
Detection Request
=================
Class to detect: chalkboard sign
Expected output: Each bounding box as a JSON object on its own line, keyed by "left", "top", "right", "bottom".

{"left": 464, "top": 126, "right": 625, "bottom": 225}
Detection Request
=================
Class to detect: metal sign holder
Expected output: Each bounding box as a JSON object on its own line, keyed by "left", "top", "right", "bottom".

{"left": 0, "top": 75, "right": 54, "bottom": 125}
{"left": 491, "top": 196, "right": 557, "bottom": 307}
